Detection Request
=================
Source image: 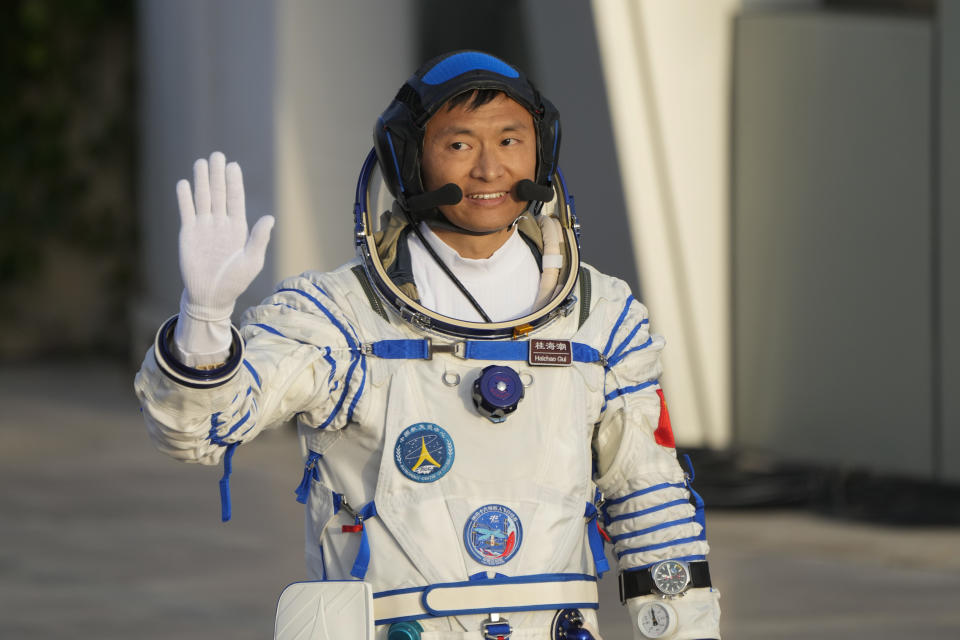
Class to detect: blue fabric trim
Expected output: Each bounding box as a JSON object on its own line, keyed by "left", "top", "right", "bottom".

{"left": 290, "top": 283, "right": 365, "bottom": 428}
{"left": 584, "top": 503, "right": 610, "bottom": 578}
{"left": 421, "top": 51, "right": 519, "bottom": 85}
{"left": 276, "top": 287, "right": 358, "bottom": 349}
{"left": 243, "top": 358, "right": 263, "bottom": 389}
{"left": 374, "top": 573, "right": 595, "bottom": 600}
{"left": 207, "top": 409, "right": 250, "bottom": 447}
{"left": 346, "top": 350, "right": 367, "bottom": 424}
{"left": 252, "top": 322, "right": 334, "bottom": 352}
{"left": 419, "top": 601, "right": 599, "bottom": 619}
{"left": 371, "top": 339, "right": 429, "bottom": 359}
{"left": 604, "top": 482, "right": 686, "bottom": 507}
{"left": 322, "top": 347, "right": 336, "bottom": 384}
{"left": 572, "top": 342, "right": 602, "bottom": 364}
{"left": 602, "top": 295, "right": 635, "bottom": 357}
{"left": 610, "top": 517, "right": 696, "bottom": 543}
{"left": 421, "top": 573, "right": 598, "bottom": 616}
{"left": 208, "top": 410, "right": 252, "bottom": 446}
{"left": 609, "top": 318, "right": 649, "bottom": 364}
{"left": 607, "top": 337, "right": 653, "bottom": 368}
{"left": 350, "top": 501, "right": 378, "bottom": 580}
{"left": 617, "top": 536, "right": 705, "bottom": 559}
{"left": 604, "top": 379, "right": 659, "bottom": 402}
{"left": 682, "top": 455, "right": 709, "bottom": 538}
{"left": 219, "top": 442, "right": 239, "bottom": 522}
{"left": 375, "top": 613, "right": 432, "bottom": 626}
{"left": 373, "top": 573, "right": 598, "bottom": 624}
{"left": 251, "top": 322, "right": 285, "bottom": 337}
{"left": 209, "top": 412, "right": 223, "bottom": 435}
{"left": 465, "top": 340, "right": 602, "bottom": 363}
{"left": 682, "top": 453, "right": 697, "bottom": 483}
{"left": 624, "top": 555, "right": 707, "bottom": 572}
{"left": 221, "top": 410, "right": 251, "bottom": 439}
{"left": 373, "top": 585, "right": 427, "bottom": 599}
{"left": 294, "top": 450, "right": 323, "bottom": 504}
{"left": 607, "top": 498, "right": 690, "bottom": 524}
{"left": 317, "top": 353, "right": 360, "bottom": 429}
{"left": 463, "top": 341, "right": 525, "bottom": 360}
{"left": 364, "top": 339, "right": 602, "bottom": 363}
{"left": 467, "top": 571, "right": 507, "bottom": 581}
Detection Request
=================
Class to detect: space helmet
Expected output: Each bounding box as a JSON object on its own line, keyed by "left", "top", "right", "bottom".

{"left": 374, "top": 50, "right": 561, "bottom": 210}
{"left": 353, "top": 50, "right": 582, "bottom": 339}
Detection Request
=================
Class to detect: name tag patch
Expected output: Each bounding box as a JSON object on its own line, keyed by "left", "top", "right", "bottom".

{"left": 528, "top": 339, "right": 573, "bottom": 366}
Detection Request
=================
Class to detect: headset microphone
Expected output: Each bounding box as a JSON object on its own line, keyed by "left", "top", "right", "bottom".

{"left": 405, "top": 183, "right": 463, "bottom": 211}
{"left": 516, "top": 179, "right": 555, "bottom": 203}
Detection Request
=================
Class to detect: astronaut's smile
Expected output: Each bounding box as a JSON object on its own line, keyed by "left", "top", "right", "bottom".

{"left": 467, "top": 191, "right": 507, "bottom": 201}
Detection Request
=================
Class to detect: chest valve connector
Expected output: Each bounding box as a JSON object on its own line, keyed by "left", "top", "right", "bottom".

{"left": 387, "top": 620, "right": 423, "bottom": 640}
{"left": 472, "top": 365, "right": 524, "bottom": 423}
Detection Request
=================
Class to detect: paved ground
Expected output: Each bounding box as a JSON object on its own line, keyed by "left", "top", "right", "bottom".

{"left": 2, "top": 361, "right": 959, "bottom": 639}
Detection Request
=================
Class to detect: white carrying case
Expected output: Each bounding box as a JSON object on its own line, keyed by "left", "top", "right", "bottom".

{"left": 274, "top": 581, "right": 375, "bottom": 640}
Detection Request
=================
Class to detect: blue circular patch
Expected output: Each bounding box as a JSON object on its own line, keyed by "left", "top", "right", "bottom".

{"left": 463, "top": 504, "right": 523, "bottom": 566}
{"left": 394, "top": 422, "right": 454, "bottom": 483}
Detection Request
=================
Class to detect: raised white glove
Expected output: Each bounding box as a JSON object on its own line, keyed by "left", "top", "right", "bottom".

{"left": 172, "top": 151, "right": 274, "bottom": 367}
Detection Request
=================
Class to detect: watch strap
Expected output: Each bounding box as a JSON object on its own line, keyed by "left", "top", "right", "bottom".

{"left": 618, "top": 561, "right": 712, "bottom": 603}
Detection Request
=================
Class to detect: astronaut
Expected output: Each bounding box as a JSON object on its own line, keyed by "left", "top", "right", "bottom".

{"left": 134, "top": 51, "right": 722, "bottom": 639}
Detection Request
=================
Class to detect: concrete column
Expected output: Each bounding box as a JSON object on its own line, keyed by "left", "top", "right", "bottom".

{"left": 939, "top": 0, "right": 960, "bottom": 482}
{"left": 135, "top": 0, "right": 276, "bottom": 353}
{"left": 591, "top": 0, "right": 741, "bottom": 448}
{"left": 134, "top": 0, "right": 414, "bottom": 355}
{"left": 523, "top": 0, "right": 636, "bottom": 295}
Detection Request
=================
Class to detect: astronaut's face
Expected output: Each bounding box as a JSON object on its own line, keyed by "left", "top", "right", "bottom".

{"left": 421, "top": 93, "right": 536, "bottom": 254}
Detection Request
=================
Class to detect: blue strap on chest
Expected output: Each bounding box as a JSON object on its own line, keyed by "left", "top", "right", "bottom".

{"left": 584, "top": 502, "right": 610, "bottom": 578}
{"left": 350, "top": 501, "right": 379, "bottom": 579}
{"left": 371, "top": 339, "right": 430, "bottom": 359}
{"left": 294, "top": 450, "right": 324, "bottom": 505}
{"left": 364, "top": 339, "right": 603, "bottom": 364}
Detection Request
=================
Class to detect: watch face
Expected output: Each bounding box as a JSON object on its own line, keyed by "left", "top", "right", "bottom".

{"left": 637, "top": 601, "right": 675, "bottom": 638}
{"left": 651, "top": 560, "right": 690, "bottom": 596}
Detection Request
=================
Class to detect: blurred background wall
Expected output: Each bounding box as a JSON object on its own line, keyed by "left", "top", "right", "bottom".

{"left": 2, "top": 0, "right": 957, "bottom": 489}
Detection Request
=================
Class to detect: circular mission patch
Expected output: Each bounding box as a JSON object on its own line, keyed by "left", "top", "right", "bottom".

{"left": 394, "top": 422, "right": 455, "bottom": 482}
{"left": 463, "top": 504, "right": 523, "bottom": 566}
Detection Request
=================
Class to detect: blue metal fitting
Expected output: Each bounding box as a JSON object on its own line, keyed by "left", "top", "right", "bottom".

{"left": 387, "top": 620, "right": 423, "bottom": 640}
{"left": 551, "top": 609, "right": 594, "bottom": 640}
{"left": 483, "top": 613, "right": 512, "bottom": 639}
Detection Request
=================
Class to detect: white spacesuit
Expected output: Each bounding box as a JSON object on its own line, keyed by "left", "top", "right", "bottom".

{"left": 134, "top": 51, "right": 721, "bottom": 640}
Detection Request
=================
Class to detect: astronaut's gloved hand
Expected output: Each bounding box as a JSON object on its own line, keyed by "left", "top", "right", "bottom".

{"left": 173, "top": 151, "right": 274, "bottom": 367}
{"left": 626, "top": 588, "right": 721, "bottom": 640}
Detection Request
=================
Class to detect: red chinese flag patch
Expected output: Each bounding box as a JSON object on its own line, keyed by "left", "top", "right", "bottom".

{"left": 654, "top": 388, "right": 676, "bottom": 448}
